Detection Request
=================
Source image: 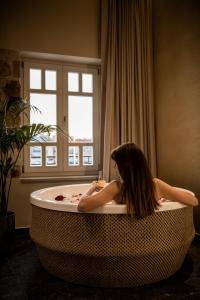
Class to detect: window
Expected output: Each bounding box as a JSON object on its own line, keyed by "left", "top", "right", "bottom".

{"left": 23, "top": 61, "right": 100, "bottom": 176}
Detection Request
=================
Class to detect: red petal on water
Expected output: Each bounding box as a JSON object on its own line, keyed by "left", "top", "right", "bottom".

{"left": 55, "top": 195, "right": 65, "bottom": 201}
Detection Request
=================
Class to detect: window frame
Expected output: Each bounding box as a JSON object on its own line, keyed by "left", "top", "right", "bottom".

{"left": 63, "top": 65, "right": 99, "bottom": 172}
{"left": 23, "top": 59, "right": 101, "bottom": 177}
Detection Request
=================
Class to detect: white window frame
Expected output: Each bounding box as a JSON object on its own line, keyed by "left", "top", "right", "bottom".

{"left": 23, "top": 59, "right": 100, "bottom": 177}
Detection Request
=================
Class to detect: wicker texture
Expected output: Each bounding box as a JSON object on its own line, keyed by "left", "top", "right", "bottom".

{"left": 30, "top": 205, "right": 195, "bottom": 287}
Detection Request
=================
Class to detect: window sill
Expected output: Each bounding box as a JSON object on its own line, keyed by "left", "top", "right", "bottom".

{"left": 20, "top": 175, "right": 98, "bottom": 184}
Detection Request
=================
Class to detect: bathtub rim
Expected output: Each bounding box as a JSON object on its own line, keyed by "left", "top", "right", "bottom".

{"left": 30, "top": 183, "right": 193, "bottom": 214}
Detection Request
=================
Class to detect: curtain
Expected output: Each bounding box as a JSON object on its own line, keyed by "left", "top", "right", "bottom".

{"left": 101, "top": 0, "right": 156, "bottom": 180}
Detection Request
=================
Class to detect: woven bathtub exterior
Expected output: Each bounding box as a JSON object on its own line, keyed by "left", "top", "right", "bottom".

{"left": 30, "top": 205, "right": 195, "bottom": 287}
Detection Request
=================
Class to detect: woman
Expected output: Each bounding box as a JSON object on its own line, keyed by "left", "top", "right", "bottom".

{"left": 78, "top": 143, "right": 198, "bottom": 218}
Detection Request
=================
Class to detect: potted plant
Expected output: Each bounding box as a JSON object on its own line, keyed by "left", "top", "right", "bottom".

{"left": 0, "top": 80, "right": 57, "bottom": 241}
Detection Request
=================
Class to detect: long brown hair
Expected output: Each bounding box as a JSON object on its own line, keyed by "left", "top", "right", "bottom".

{"left": 111, "top": 143, "right": 158, "bottom": 219}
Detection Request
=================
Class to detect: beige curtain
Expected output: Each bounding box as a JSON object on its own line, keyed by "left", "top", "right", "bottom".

{"left": 101, "top": 0, "right": 156, "bottom": 180}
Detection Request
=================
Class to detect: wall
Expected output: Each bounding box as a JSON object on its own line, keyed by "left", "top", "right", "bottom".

{"left": 0, "top": 0, "right": 100, "bottom": 58}
{"left": 153, "top": 0, "right": 200, "bottom": 232}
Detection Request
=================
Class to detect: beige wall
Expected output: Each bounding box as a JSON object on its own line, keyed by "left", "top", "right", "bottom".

{"left": 153, "top": 0, "right": 200, "bottom": 231}
{"left": 0, "top": 0, "right": 100, "bottom": 58}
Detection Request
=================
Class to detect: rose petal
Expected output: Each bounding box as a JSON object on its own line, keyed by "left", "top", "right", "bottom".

{"left": 55, "top": 195, "right": 66, "bottom": 201}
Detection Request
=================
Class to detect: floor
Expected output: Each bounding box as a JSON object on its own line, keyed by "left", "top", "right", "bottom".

{"left": 0, "top": 230, "right": 200, "bottom": 300}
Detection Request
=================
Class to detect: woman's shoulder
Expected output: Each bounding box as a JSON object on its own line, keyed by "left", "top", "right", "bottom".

{"left": 107, "top": 179, "right": 122, "bottom": 203}
{"left": 106, "top": 179, "right": 121, "bottom": 191}
{"left": 153, "top": 178, "right": 172, "bottom": 190}
{"left": 153, "top": 178, "right": 160, "bottom": 190}
{"left": 153, "top": 178, "right": 166, "bottom": 189}
{"left": 153, "top": 178, "right": 161, "bottom": 184}
{"left": 153, "top": 178, "right": 163, "bottom": 200}
{"left": 100, "top": 179, "right": 121, "bottom": 199}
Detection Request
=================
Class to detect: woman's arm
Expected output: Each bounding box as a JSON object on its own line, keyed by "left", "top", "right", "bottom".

{"left": 155, "top": 178, "right": 199, "bottom": 206}
{"left": 77, "top": 180, "right": 120, "bottom": 212}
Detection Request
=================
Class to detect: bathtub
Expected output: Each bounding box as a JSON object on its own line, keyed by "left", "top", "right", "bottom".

{"left": 30, "top": 184, "right": 195, "bottom": 288}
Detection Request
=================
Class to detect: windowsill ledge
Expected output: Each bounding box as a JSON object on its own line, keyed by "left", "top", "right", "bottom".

{"left": 20, "top": 175, "right": 98, "bottom": 184}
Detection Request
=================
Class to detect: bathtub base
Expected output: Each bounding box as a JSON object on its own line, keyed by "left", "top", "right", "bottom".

{"left": 30, "top": 196, "right": 195, "bottom": 288}
{"left": 36, "top": 244, "right": 189, "bottom": 288}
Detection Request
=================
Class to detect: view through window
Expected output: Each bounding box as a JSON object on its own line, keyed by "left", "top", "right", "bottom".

{"left": 23, "top": 61, "right": 100, "bottom": 175}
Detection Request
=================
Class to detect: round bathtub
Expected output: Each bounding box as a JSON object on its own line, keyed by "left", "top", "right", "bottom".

{"left": 30, "top": 184, "right": 195, "bottom": 288}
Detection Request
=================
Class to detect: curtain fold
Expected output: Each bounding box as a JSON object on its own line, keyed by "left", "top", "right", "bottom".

{"left": 101, "top": 0, "right": 156, "bottom": 180}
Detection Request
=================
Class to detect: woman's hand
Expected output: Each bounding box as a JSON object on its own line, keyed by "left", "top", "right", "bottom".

{"left": 90, "top": 180, "right": 105, "bottom": 193}
{"left": 78, "top": 180, "right": 119, "bottom": 212}
{"left": 79, "top": 181, "right": 104, "bottom": 199}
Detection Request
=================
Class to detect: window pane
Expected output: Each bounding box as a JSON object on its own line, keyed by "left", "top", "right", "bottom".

{"left": 68, "top": 146, "right": 79, "bottom": 166}
{"left": 45, "top": 70, "right": 57, "bottom": 90}
{"left": 68, "top": 96, "right": 93, "bottom": 143}
{"left": 30, "top": 69, "right": 41, "bottom": 89}
{"left": 68, "top": 72, "right": 79, "bottom": 92}
{"left": 45, "top": 146, "right": 57, "bottom": 166}
{"left": 82, "top": 73, "right": 93, "bottom": 93}
{"left": 30, "top": 146, "right": 42, "bottom": 166}
{"left": 83, "top": 146, "right": 93, "bottom": 166}
{"left": 30, "top": 93, "right": 57, "bottom": 142}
